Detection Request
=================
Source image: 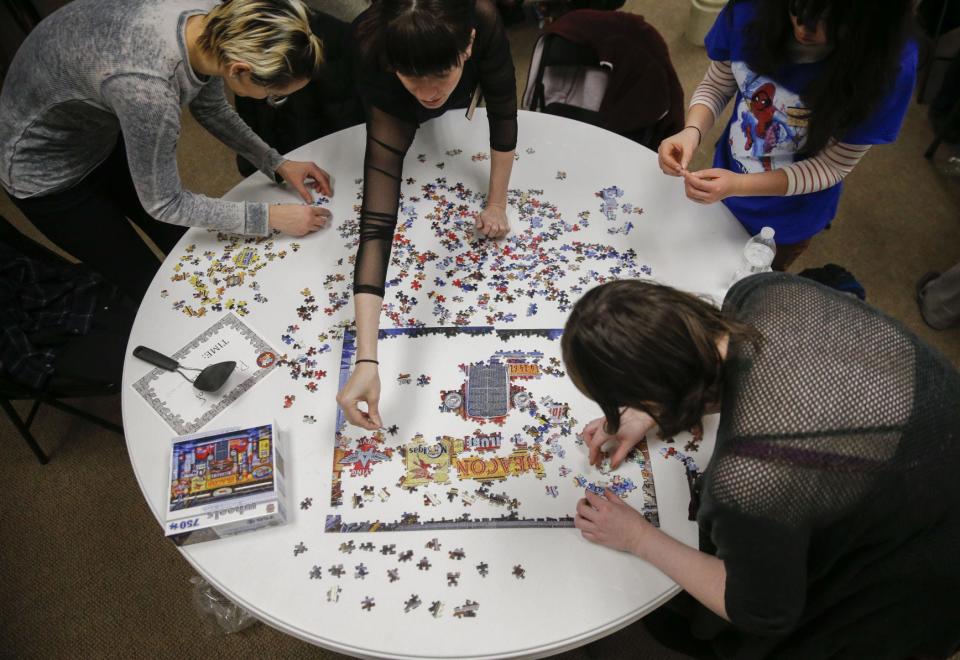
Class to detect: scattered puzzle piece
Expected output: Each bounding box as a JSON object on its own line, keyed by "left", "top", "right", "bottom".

{"left": 300, "top": 497, "right": 313, "bottom": 510}
{"left": 447, "top": 572, "right": 460, "bottom": 586}
{"left": 387, "top": 568, "right": 400, "bottom": 582}
{"left": 361, "top": 596, "right": 375, "bottom": 611}
{"left": 476, "top": 562, "right": 489, "bottom": 577}
{"left": 404, "top": 594, "right": 422, "bottom": 612}
{"left": 454, "top": 600, "right": 479, "bottom": 618}
{"left": 309, "top": 566, "right": 322, "bottom": 580}
{"left": 513, "top": 565, "right": 526, "bottom": 579}
{"left": 293, "top": 542, "right": 307, "bottom": 556}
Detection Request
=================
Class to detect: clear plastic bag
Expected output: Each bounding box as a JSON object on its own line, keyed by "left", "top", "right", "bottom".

{"left": 189, "top": 576, "right": 259, "bottom": 635}
{"left": 939, "top": 156, "right": 960, "bottom": 177}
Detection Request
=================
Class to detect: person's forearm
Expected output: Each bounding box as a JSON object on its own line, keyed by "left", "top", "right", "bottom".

{"left": 189, "top": 80, "right": 284, "bottom": 177}
{"left": 354, "top": 293, "right": 383, "bottom": 361}
{"left": 487, "top": 148, "right": 514, "bottom": 208}
{"left": 685, "top": 104, "right": 717, "bottom": 144}
{"left": 732, "top": 169, "right": 789, "bottom": 197}
{"left": 635, "top": 527, "right": 729, "bottom": 621}
{"left": 689, "top": 60, "right": 737, "bottom": 127}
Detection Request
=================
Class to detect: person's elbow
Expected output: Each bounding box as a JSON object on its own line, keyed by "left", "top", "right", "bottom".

{"left": 145, "top": 191, "right": 190, "bottom": 228}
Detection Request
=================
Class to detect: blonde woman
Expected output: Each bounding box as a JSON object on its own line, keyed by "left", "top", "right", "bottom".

{"left": 0, "top": 0, "right": 333, "bottom": 301}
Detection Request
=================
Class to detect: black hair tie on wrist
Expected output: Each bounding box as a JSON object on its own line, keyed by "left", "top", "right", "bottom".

{"left": 685, "top": 125, "right": 703, "bottom": 146}
{"left": 355, "top": 359, "right": 379, "bottom": 365}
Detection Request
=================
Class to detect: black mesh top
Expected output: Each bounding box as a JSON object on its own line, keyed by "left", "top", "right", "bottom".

{"left": 694, "top": 273, "right": 960, "bottom": 658}
{"left": 350, "top": 0, "right": 518, "bottom": 297}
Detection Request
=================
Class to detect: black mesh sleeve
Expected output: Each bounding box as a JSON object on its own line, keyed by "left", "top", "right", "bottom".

{"left": 353, "top": 106, "right": 417, "bottom": 297}
{"left": 474, "top": 0, "right": 518, "bottom": 152}
{"left": 353, "top": 105, "right": 417, "bottom": 298}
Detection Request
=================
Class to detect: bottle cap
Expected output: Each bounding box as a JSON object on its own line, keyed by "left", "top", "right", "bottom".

{"left": 759, "top": 226, "right": 775, "bottom": 240}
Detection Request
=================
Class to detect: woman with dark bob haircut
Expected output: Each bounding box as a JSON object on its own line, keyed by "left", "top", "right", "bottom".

{"left": 337, "top": 0, "right": 518, "bottom": 429}
{"left": 563, "top": 274, "right": 960, "bottom": 658}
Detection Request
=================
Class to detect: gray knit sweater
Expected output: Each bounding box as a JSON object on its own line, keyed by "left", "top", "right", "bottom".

{"left": 0, "top": 0, "right": 285, "bottom": 235}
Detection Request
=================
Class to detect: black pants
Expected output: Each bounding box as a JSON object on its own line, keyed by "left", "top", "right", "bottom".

{"left": 9, "top": 140, "right": 187, "bottom": 303}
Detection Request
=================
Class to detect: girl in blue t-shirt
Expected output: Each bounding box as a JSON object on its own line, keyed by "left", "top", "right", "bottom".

{"left": 658, "top": 0, "right": 917, "bottom": 270}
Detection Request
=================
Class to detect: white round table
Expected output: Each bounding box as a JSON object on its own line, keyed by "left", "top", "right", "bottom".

{"left": 122, "top": 110, "right": 747, "bottom": 659}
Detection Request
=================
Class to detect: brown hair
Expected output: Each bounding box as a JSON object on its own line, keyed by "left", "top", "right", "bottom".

{"left": 561, "top": 280, "right": 761, "bottom": 436}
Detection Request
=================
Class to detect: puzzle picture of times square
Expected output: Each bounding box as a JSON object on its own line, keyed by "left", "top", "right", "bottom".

{"left": 326, "top": 326, "right": 660, "bottom": 533}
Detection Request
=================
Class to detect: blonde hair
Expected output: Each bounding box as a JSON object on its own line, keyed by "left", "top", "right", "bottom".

{"left": 197, "top": 0, "right": 324, "bottom": 86}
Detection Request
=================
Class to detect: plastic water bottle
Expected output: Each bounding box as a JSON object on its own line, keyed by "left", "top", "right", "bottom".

{"left": 730, "top": 226, "right": 776, "bottom": 285}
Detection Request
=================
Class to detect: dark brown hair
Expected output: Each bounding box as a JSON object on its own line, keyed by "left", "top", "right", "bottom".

{"left": 355, "top": 0, "right": 474, "bottom": 77}
{"left": 738, "top": 0, "right": 913, "bottom": 156}
{"left": 562, "top": 280, "right": 760, "bottom": 437}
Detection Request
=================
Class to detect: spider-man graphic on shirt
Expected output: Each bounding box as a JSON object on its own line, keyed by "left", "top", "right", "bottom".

{"left": 729, "top": 64, "right": 803, "bottom": 173}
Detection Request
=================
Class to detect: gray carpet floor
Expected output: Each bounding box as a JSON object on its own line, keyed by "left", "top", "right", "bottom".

{"left": 1, "top": 1, "right": 958, "bottom": 658}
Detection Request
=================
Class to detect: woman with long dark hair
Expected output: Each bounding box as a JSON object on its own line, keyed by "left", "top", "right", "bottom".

{"left": 658, "top": 0, "right": 917, "bottom": 271}
{"left": 0, "top": 0, "right": 334, "bottom": 302}
{"left": 562, "top": 275, "right": 960, "bottom": 657}
{"left": 337, "top": 0, "right": 517, "bottom": 429}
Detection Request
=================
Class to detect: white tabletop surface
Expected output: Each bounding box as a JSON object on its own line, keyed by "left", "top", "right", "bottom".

{"left": 121, "top": 110, "right": 747, "bottom": 659}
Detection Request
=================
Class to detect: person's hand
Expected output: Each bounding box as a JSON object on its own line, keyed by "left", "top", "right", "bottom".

{"left": 276, "top": 159, "right": 333, "bottom": 201}
{"left": 658, "top": 127, "right": 701, "bottom": 176}
{"left": 268, "top": 204, "right": 331, "bottom": 237}
{"left": 683, "top": 168, "right": 742, "bottom": 204}
{"left": 581, "top": 407, "right": 656, "bottom": 469}
{"left": 476, "top": 203, "right": 509, "bottom": 239}
{"left": 575, "top": 488, "right": 654, "bottom": 556}
{"left": 336, "top": 363, "right": 382, "bottom": 430}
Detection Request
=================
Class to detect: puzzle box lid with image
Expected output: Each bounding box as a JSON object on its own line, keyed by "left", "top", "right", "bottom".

{"left": 165, "top": 422, "right": 287, "bottom": 545}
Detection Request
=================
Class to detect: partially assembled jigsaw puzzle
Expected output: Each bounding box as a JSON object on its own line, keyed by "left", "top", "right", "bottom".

{"left": 327, "top": 326, "right": 660, "bottom": 533}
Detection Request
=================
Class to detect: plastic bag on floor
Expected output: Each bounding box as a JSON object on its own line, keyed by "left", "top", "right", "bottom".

{"left": 190, "top": 576, "right": 259, "bottom": 635}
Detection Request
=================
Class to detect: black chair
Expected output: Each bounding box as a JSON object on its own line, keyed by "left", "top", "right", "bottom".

{"left": 0, "top": 216, "right": 132, "bottom": 463}
{"left": 919, "top": 0, "right": 960, "bottom": 158}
